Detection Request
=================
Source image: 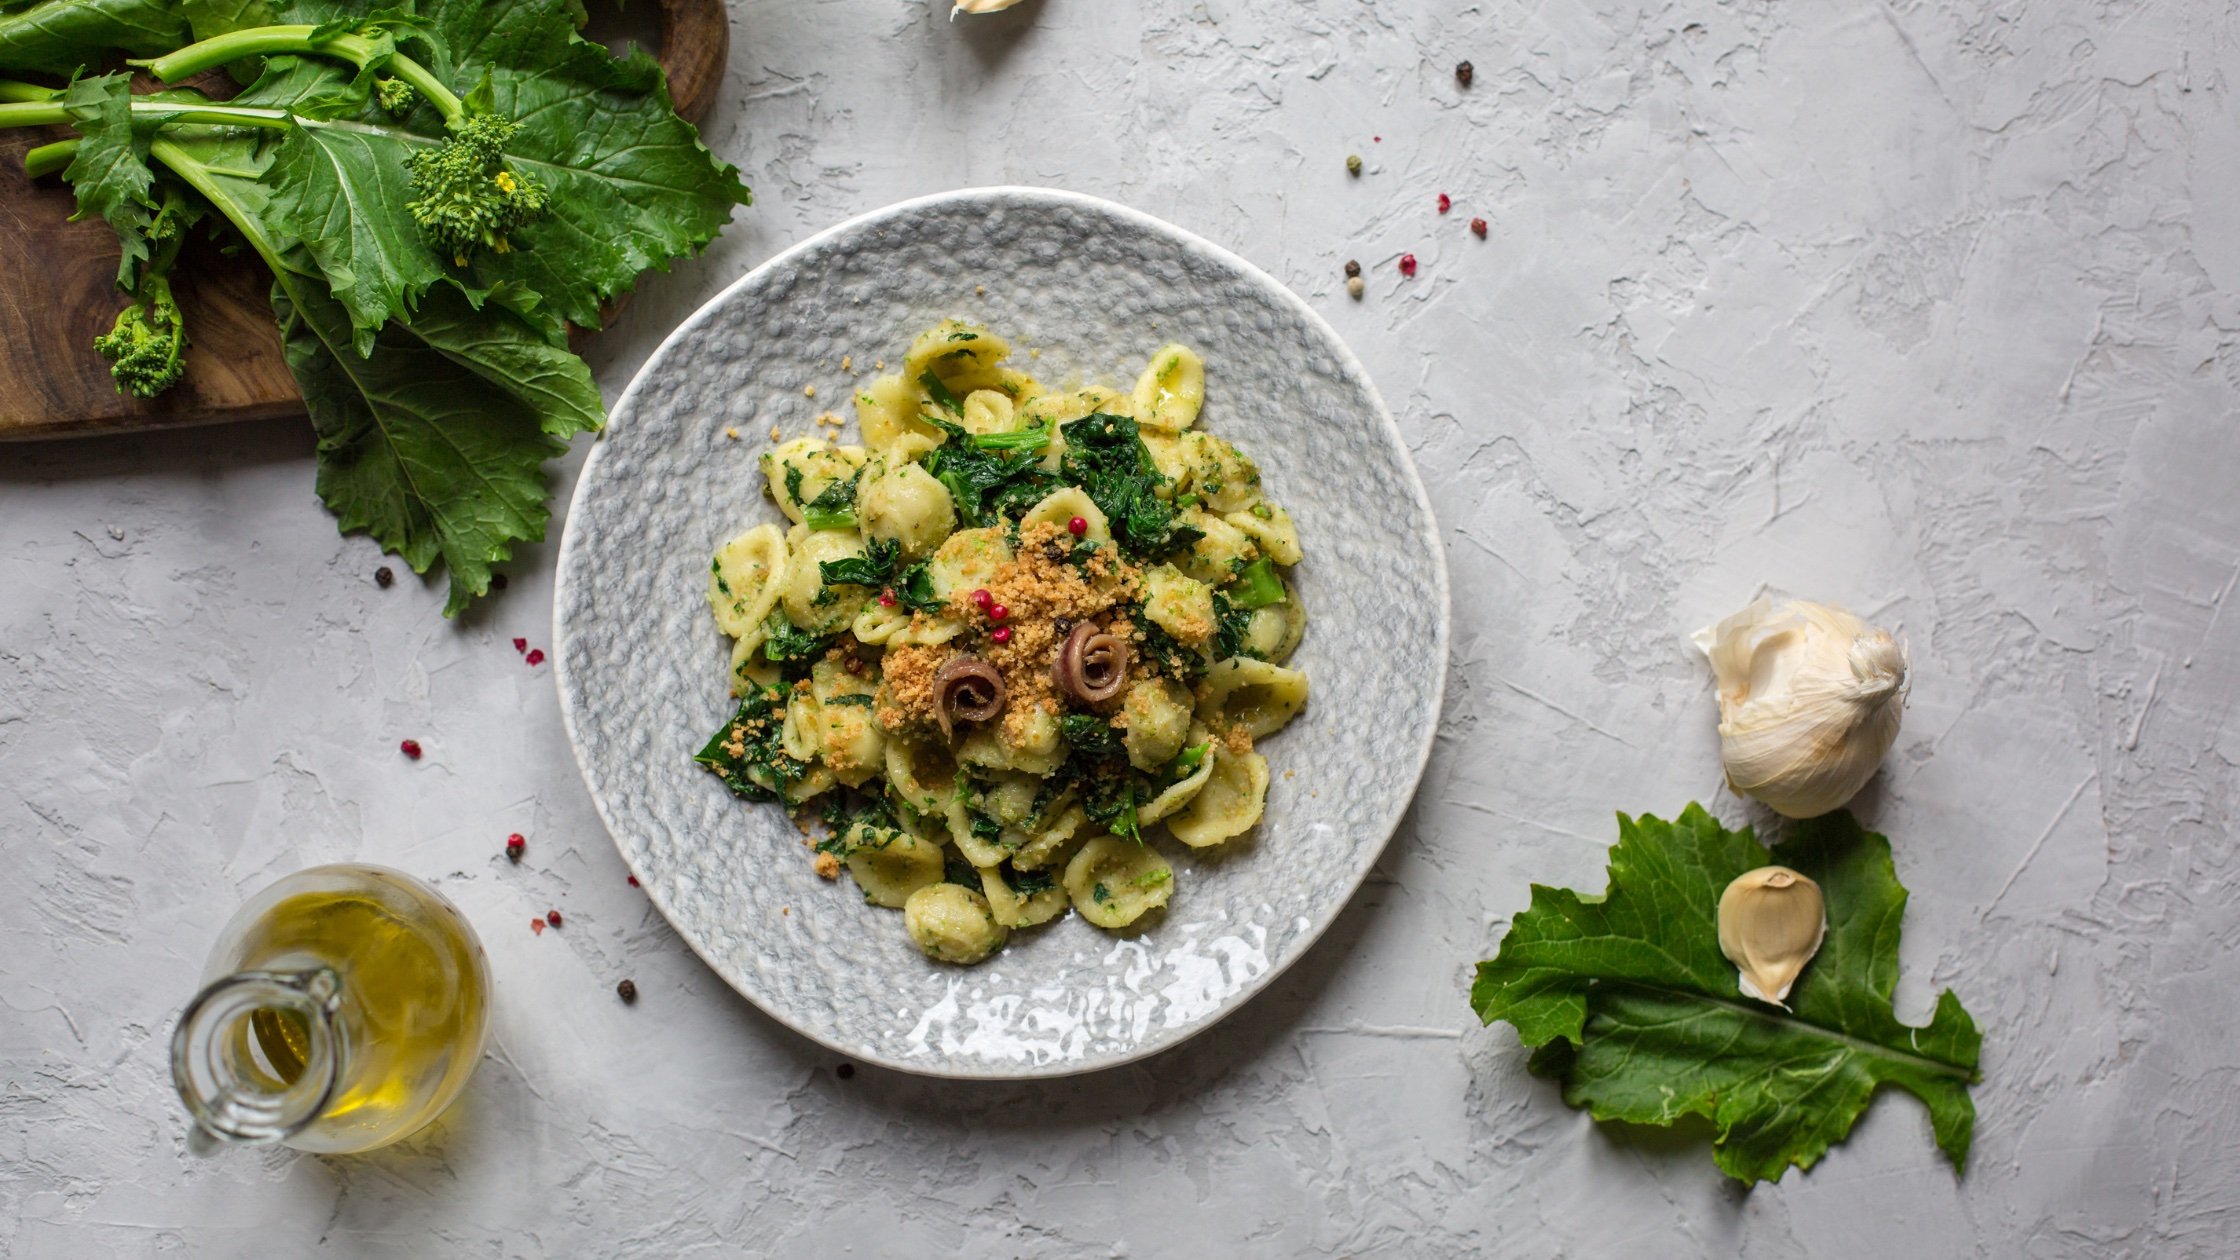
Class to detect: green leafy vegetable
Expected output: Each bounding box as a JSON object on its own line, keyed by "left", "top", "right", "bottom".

{"left": 893, "top": 560, "right": 943, "bottom": 613}
{"left": 0, "top": 0, "right": 750, "bottom": 615}
{"left": 1060, "top": 712, "right": 1123, "bottom": 761}
{"left": 921, "top": 430, "right": 1061, "bottom": 528}
{"left": 818, "top": 536, "right": 903, "bottom": 591}
{"left": 918, "top": 367, "right": 963, "bottom": 417}
{"left": 1211, "top": 590, "right": 1255, "bottom": 662}
{"left": 801, "top": 468, "right": 861, "bottom": 530}
{"left": 694, "top": 684, "right": 811, "bottom": 802}
{"left": 1470, "top": 805, "right": 1981, "bottom": 1185}
{"left": 1168, "top": 741, "right": 1209, "bottom": 779}
{"left": 1058, "top": 413, "right": 1200, "bottom": 557}
{"left": 755, "top": 610, "right": 831, "bottom": 665}
{"left": 1227, "top": 556, "right": 1286, "bottom": 610}
{"left": 0, "top": 0, "right": 186, "bottom": 77}
{"left": 1082, "top": 774, "right": 1140, "bottom": 844}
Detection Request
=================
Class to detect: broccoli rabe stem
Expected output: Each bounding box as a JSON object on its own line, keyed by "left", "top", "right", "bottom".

{"left": 0, "top": 97, "right": 293, "bottom": 133}
{"left": 0, "top": 79, "right": 57, "bottom": 103}
{"left": 23, "top": 138, "right": 77, "bottom": 178}
{"left": 134, "top": 26, "right": 464, "bottom": 123}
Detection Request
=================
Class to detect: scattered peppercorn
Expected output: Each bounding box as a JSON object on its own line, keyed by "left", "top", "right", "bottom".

{"left": 513, "top": 637, "right": 527, "bottom": 653}
{"left": 1437, "top": 193, "right": 1452, "bottom": 214}
{"left": 1345, "top": 154, "right": 1362, "bottom": 176}
{"left": 1471, "top": 217, "right": 1488, "bottom": 239}
{"left": 1067, "top": 515, "right": 1088, "bottom": 536}
{"left": 505, "top": 833, "right": 525, "bottom": 862}
{"left": 992, "top": 625, "right": 1013, "bottom": 645}
{"left": 836, "top": 1063, "right": 856, "bottom": 1080}
{"left": 1347, "top": 276, "right": 1366, "bottom": 299}
{"left": 617, "top": 979, "right": 638, "bottom": 1004}
{"left": 1399, "top": 253, "right": 1419, "bottom": 277}
{"left": 374, "top": 566, "right": 394, "bottom": 588}
{"left": 1343, "top": 259, "right": 1361, "bottom": 278}
{"left": 530, "top": 918, "right": 545, "bottom": 935}
{"left": 990, "top": 603, "right": 1010, "bottom": 622}
{"left": 525, "top": 648, "right": 546, "bottom": 666}
{"left": 1456, "top": 60, "right": 1474, "bottom": 86}
{"left": 399, "top": 738, "right": 422, "bottom": 760}
{"left": 627, "top": 874, "right": 640, "bottom": 888}
{"left": 971, "top": 588, "right": 993, "bottom": 611}
{"left": 878, "top": 589, "right": 897, "bottom": 607}
{"left": 546, "top": 909, "right": 562, "bottom": 928}
{"left": 491, "top": 574, "right": 508, "bottom": 591}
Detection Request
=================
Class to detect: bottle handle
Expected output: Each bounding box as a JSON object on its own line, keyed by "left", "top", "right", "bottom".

{"left": 170, "top": 967, "right": 342, "bottom": 1153}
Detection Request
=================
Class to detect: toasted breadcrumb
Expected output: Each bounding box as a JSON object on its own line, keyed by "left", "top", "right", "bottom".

{"left": 813, "top": 851, "right": 840, "bottom": 879}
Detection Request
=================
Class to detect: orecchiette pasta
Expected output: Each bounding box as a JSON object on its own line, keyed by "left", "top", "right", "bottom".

{"left": 1064, "top": 836, "right": 1175, "bottom": 928}
{"left": 1166, "top": 749, "right": 1270, "bottom": 848}
{"left": 1196, "top": 657, "right": 1310, "bottom": 740}
{"left": 1131, "top": 343, "right": 1205, "bottom": 431}
{"left": 694, "top": 323, "right": 1308, "bottom": 966}
{"left": 904, "top": 883, "right": 1008, "bottom": 963}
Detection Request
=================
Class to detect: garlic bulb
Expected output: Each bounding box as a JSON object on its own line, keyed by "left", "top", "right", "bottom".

{"left": 1717, "top": 866, "right": 1826, "bottom": 1005}
{"left": 1691, "top": 597, "right": 1908, "bottom": 819}
{"left": 949, "top": 0, "right": 1029, "bottom": 14}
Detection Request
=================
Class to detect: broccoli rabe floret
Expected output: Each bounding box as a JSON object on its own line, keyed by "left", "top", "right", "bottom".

{"left": 375, "top": 76, "right": 418, "bottom": 117}
{"left": 403, "top": 113, "right": 548, "bottom": 266}
{"left": 92, "top": 192, "right": 195, "bottom": 400}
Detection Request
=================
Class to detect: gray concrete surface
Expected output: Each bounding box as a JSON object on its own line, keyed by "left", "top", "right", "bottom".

{"left": 5, "top": 0, "right": 2237, "bottom": 1254}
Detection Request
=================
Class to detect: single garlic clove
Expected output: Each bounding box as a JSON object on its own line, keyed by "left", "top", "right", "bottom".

{"left": 1717, "top": 865, "right": 1827, "bottom": 1006}
{"left": 1692, "top": 597, "right": 1908, "bottom": 818}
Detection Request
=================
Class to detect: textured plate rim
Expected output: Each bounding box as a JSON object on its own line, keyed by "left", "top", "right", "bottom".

{"left": 554, "top": 186, "right": 1451, "bottom": 1079}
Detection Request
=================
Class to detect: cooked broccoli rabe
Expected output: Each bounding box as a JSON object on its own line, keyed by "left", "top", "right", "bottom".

{"left": 403, "top": 113, "right": 548, "bottom": 266}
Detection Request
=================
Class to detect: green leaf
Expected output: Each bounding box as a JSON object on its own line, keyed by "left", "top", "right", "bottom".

{"left": 275, "top": 246, "right": 600, "bottom": 615}
{"left": 0, "top": 0, "right": 186, "bottom": 77}
{"left": 1470, "top": 805, "right": 1982, "bottom": 1185}
{"left": 1227, "top": 556, "right": 1286, "bottom": 609}
{"left": 54, "top": 72, "right": 154, "bottom": 286}
{"left": 694, "top": 683, "right": 810, "bottom": 802}
{"left": 1058, "top": 413, "right": 1199, "bottom": 558}
{"left": 817, "top": 536, "right": 901, "bottom": 590}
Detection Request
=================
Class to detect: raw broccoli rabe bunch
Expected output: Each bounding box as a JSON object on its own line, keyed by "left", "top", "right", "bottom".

{"left": 404, "top": 113, "right": 549, "bottom": 266}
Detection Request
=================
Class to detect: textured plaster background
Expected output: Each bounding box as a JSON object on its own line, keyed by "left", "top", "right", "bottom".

{"left": 4, "top": 0, "right": 2237, "bottom": 1255}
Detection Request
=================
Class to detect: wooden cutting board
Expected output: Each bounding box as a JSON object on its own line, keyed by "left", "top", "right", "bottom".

{"left": 0, "top": 0, "right": 728, "bottom": 440}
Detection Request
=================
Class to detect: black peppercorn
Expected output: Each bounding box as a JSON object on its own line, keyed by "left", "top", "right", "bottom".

{"left": 836, "top": 1063, "right": 855, "bottom": 1079}
{"left": 617, "top": 979, "right": 637, "bottom": 1004}
{"left": 491, "top": 573, "right": 508, "bottom": 590}
{"left": 1455, "top": 60, "right": 1474, "bottom": 87}
{"left": 1343, "top": 259, "right": 1361, "bottom": 279}
{"left": 374, "top": 566, "right": 394, "bottom": 588}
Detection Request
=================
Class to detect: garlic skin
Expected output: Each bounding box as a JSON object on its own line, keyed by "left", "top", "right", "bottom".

{"left": 1691, "top": 597, "right": 1908, "bottom": 819}
{"left": 1717, "top": 866, "right": 1826, "bottom": 1005}
{"left": 949, "top": 0, "right": 1029, "bottom": 14}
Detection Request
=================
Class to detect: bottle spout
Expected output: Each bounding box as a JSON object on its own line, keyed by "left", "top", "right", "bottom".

{"left": 170, "top": 967, "right": 342, "bottom": 1152}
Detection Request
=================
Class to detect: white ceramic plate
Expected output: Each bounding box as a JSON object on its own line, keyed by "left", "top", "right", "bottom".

{"left": 555, "top": 188, "right": 1448, "bottom": 1078}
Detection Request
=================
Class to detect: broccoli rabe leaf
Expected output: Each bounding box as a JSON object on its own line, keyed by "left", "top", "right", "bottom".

{"left": 755, "top": 610, "right": 832, "bottom": 664}
{"left": 1058, "top": 413, "right": 1201, "bottom": 558}
{"left": 818, "top": 536, "right": 902, "bottom": 590}
{"left": 694, "top": 683, "right": 811, "bottom": 802}
{"left": 0, "top": 0, "right": 186, "bottom": 77}
{"left": 1059, "top": 712, "right": 1124, "bottom": 762}
{"left": 1211, "top": 590, "right": 1256, "bottom": 662}
{"left": 1470, "top": 805, "right": 1982, "bottom": 1185}
{"left": 54, "top": 73, "right": 162, "bottom": 287}
{"left": 802, "top": 467, "right": 861, "bottom": 529}
{"left": 922, "top": 433, "right": 1061, "bottom": 528}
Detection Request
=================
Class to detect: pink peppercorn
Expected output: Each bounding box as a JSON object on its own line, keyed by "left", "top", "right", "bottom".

{"left": 1471, "top": 217, "right": 1488, "bottom": 238}
{"left": 525, "top": 648, "right": 545, "bottom": 666}
{"left": 878, "top": 590, "right": 897, "bottom": 607}
{"left": 547, "top": 909, "right": 563, "bottom": 928}
{"left": 971, "top": 588, "right": 993, "bottom": 610}
{"left": 1067, "top": 516, "right": 1088, "bottom": 536}
{"left": 505, "top": 833, "right": 525, "bottom": 862}
{"left": 627, "top": 874, "right": 640, "bottom": 888}
{"left": 530, "top": 918, "right": 545, "bottom": 935}
{"left": 992, "top": 626, "right": 1013, "bottom": 645}
{"left": 1437, "top": 193, "right": 1451, "bottom": 214}
{"left": 399, "top": 738, "right": 422, "bottom": 760}
{"left": 989, "top": 603, "right": 1009, "bottom": 622}
{"left": 512, "top": 637, "right": 527, "bottom": 653}
{"left": 1399, "top": 254, "right": 1418, "bottom": 277}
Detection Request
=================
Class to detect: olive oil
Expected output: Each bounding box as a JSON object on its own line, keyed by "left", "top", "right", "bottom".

{"left": 175, "top": 865, "right": 491, "bottom": 1155}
